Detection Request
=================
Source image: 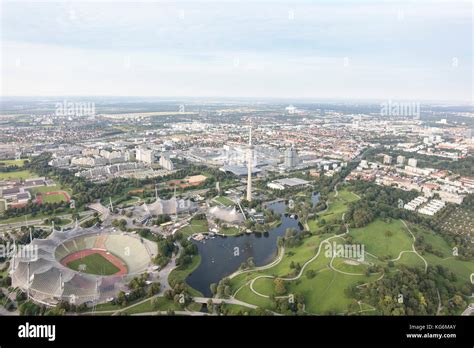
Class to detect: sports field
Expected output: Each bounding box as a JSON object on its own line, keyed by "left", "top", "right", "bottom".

{"left": 36, "top": 190, "right": 71, "bottom": 204}
{"left": 63, "top": 251, "right": 125, "bottom": 276}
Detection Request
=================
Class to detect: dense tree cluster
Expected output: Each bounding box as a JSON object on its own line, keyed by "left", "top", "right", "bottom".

{"left": 175, "top": 239, "right": 198, "bottom": 267}
{"left": 269, "top": 292, "right": 305, "bottom": 315}
{"left": 353, "top": 265, "right": 471, "bottom": 315}
{"left": 210, "top": 278, "right": 232, "bottom": 298}
{"left": 164, "top": 282, "right": 193, "bottom": 309}
{"left": 153, "top": 235, "right": 176, "bottom": 268}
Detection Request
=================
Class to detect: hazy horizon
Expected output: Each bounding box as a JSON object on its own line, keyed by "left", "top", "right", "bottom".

{"left": 1, "top": 0, "right": 472, "bottom": 102}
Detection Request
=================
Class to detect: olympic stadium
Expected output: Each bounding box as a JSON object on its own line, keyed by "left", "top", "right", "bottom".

{"left": 10, "top": 226, "right": 157, "bottom": 306}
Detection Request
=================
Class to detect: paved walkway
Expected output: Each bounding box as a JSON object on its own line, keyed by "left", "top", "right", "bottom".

{"left": 397, "top": 220, "right": 428, "bottom": 272}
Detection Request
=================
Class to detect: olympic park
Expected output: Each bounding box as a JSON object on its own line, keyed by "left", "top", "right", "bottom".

{"left": 9, "top": 225, "right": 158, "bottom": 306}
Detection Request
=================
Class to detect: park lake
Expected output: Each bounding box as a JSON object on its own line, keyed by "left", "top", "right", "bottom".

{"left": 186, "top": 199, "right": 311, "bottom": 297}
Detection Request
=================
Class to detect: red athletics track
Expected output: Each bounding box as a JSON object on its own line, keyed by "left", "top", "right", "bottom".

{"left": 60, "top": 249, "right": 127, "bottom": 276}
{"left": 36, "top": 191, "right": 71, "bottom": 205}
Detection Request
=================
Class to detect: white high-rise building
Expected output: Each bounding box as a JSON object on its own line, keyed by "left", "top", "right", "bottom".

{"left": 383, "top": 155, "right": 392, "bottom": 165}
{"left": 408, "top": 158, "right": 417, "bottom": 168}
{"left": 246, "top": 126, "right": 254, "bottom": 202}
{"left": 159, "top": 154, "right": 174, "bottom": 171}
{"left": 136, "top": 147, "right": 155, "bottom": 164}
{"left": 284, "top": 147, "right": 298, "bottom": 168}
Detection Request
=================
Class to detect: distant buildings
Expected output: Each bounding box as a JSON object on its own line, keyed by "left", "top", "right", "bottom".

{"left": 466, "top": 128, "right": 474, "bottom": 139}
{"left": 407, "top": 158, "right": 417, "bottom": 168}
{"left": 383, "top": 155, "right": 392, "bottom": 165}
{"left": 396, "top": 155, "right": 406, "bottom": 165}
{"left": 159, "top": 154, "right": 174, "bottom": 171}
{"left": 220, "top": 165, "right": 261, "bottom": 176}
{"left": 75, "top": 162, "right": 147, "bottom": 180}
{"left": 285, "top": 105, "right": 297, "bottom": 114}
{"left": 284, "top": 147, "right": 298, "bottom": 168}
{"left": 404, "top": 196, "right": 428, "bottom": 211}
{"left": 0, "top": 145, "right": 20, "bottom": 160}
{"left": 0, "top": 177, "right": 47, "bottom": 208}
{"left": 418, "top": 199, "right": 445, "bottom": 216}
{"left": 136, "top": 147, "right": 155, "bottom": 164}
{"left": 267, "top": 177, "right": 309, "bottom": 190}
{"left": 404, "top": 196, "right": 449, "bottom": 216}
{"left": 49, "top": 157, "right": 71, "bottom": 167}
{"left": 71, "top": 156, "right": 107, "bottom": 167}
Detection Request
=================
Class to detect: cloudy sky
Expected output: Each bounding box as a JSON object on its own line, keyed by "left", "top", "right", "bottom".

{"left": 1, "top": 0, "right": 472, "bottom": 101}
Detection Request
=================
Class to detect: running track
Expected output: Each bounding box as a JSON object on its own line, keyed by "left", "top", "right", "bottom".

{"left": 60, "top": 249, "right": 127, "bottom": 276}
{"left": 36, "top": 191, "right": 71, "bottom": 205}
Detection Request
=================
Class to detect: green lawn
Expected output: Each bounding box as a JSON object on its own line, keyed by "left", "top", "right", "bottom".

{"left": 350, "top": 219, "right": 413, "bottom": 260}
{"left": 407, "top": 223, "right": 452, "bottom": 258}
{"left": 0, "top": 211, "right": 56, "bottom": 224}
{"left": 289, "top": 268, "right": 375, "bottom": 314}
{"left": 213, "top": 196, "right": 235, "bottom": 206}
{"left": 307, "top": 188, "right": 360, "bottom": 232}
{"left": 252, "top": 277, "right": 275, "bottom": 296}
{"left": 123, "top": 296, "right": 180, "bottom": 314}
{"left": 118, "top": 196, "right": 141, "bottom": 208}
{"left": 178, "top": 219, "right": 208, "bottom": 238}
{"left": 0, "top": 159, "right": 27, "bottom": 167}
{"left": 233, "top": 285, "right": 274, "bottom": 308}
{"left": 393, "top": 251, "right": 426, "bottom": 268}
{"left": 66, "top": 253, "right": 121, "bottom": 276}
{"left": 220, "top": 226, "right": 240, "bottom": 235}
{"left": 43, "top": 218, "right": 71, "bottom": 226}
{"left": 0, "top": 170, "right": 35, "bottom": 180}
{"left": 219, "top": 303, "right": 257, "bottom": 315}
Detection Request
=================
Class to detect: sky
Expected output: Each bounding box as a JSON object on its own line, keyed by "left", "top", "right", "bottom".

{"left": 0, "top": 0, "right": 472, "bottom": 102}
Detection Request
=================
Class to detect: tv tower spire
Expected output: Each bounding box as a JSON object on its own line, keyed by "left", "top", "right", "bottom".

{"left": 246, "top": 124, "right": 254, "bottom": 202}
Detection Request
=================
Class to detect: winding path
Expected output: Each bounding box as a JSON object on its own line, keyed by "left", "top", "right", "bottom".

{"left": 228, "top": 245, "right": 286, "bottom": 280}
{"left": 390, "top": 220, "right": 428, "bottom": 272}
{"left": 244, "top": 215, "right": 352, "bottom": 299}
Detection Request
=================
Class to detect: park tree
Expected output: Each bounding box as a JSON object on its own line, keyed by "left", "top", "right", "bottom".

{"left": 274, "top": 278, "right": 287, "bottom": 295}
{"left": 210, "top": 283, "right": 218, "bottom": 296}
